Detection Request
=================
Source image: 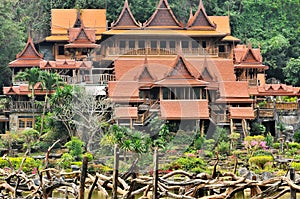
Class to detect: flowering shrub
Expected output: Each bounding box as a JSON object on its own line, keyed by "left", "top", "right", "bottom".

{"left": 243, "top": 135, "right": 267, "bottom": 157}
{"left": 249, "top": 155, "right": 273, "bottom": 169}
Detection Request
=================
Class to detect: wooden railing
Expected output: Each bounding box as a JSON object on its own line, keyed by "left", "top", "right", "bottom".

{"left": 258, "top": 109, "right": 274, "bottom": 118}
{"left": 106, "top": 47, "right": 218, "bottom": 57}
{"left": 85, "top": 74, "right": 115, "bottom": 85}
{"left": 211, "top": 112, "right": 229, "bottom": 123}
{"left": 10, "top": 101, "right": 43, "bottom": 112}
{"left": 259, "top": 102, "right": 298, "bottom": 111}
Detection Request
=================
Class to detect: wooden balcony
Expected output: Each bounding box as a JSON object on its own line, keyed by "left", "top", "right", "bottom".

{"left": 85, "top": 74, "right": 115, "bottom": 85}
{"left": 106, "top": 47, "right": 218, "bottom": 57}
{"left": 211, "top": 112, "right": 229, "bottom": 124}
{"left": 276, "top": 102, "right": 298, "bottom": 110}
{"left": 10, "top": 101, "right": 43, "bottom": 113}
{"left": 258, "top": 109, "right": 274, "bottom": 118}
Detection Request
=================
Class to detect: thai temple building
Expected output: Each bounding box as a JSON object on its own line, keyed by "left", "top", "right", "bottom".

{"left": 1, "top": 0, "right": 300, "bottom": 140}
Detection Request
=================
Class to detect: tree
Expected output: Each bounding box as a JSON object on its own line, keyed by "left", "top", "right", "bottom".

{"left": 39, "top": 71, "right": 64, "bottom": 134}
{"left": 15, "top": 67, "right": 43, "bottom": 125}
{"left": 283, "top": 57, "right": 300, "bottom": 86}
{"left": 21, "top": 128, "right": 40, "bottom": 155}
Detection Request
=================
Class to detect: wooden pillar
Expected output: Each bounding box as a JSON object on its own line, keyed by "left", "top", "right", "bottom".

{"left": 290, "top": 167, "right": 296, "bottom": 199}
{"left": 112, "top": 144, "right": 119, "bottom": 199}
{"left": 152, "top": 147, "right": 158, "bottom": 199}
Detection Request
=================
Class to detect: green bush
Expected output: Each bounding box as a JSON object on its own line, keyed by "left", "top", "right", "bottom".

{"left": 288, "top": 142, "right": 300, "bottom": 149}
{"left": 291, "top": 162, "right": 300, "bottom": 171}
{"left": 169, "top": 156, "right": 206, "bottom": 172}
{"left": 65, "top": 137, "right": 84, "bottom": 160}
{"left": 294, "top": 131, "right": 300, "bottom": 143}
{"left": 58, "top": 153, "right": 74, "bottom": 169}
{"left": 0, "top": 157, "right": 41, "bottom": 173}
{"left": 272, "top": 143, "right": 280, "bottom": 149}
{"left": 249, "top": 155, "right": 273, "bottom": 169}
{"left": 252, "top": 149, "right": 273, "bottom": 157}
{"left": 216, "top": 141, "right": 230, "bottom": 155}
{"left": 84, "top": 152, "right": 94, "bottom": 162}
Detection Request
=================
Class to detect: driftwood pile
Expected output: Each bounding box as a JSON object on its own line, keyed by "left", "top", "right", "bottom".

{"left": 1, "top": 142, "right": 300, "bottom": 199}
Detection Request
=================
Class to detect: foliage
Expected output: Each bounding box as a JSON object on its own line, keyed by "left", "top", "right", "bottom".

{"left": 249, "top": 155, "right": 274, "bottom": 169}
{"left": 64, "top": 136, "right": 84, "bottom": 160}
{"left": 265, "top": 132, "right": 274, "bottom": 147}
{"left": 283, "top": 57, "right": 300, "bottom": 85}
{"left": 84, "top": 152, "right": 94, "bottom": 162}
{"left": 229, "top": 132, "right": 240, "bottom": 150}
{"left": 0, "top": 157, "right": 42, "bottom": 173}
{"left": 20, "top": 128, "right": 40, "bottom": 154}
{"left": 168, "top": 156, "right": 206, "bottom": 173}
{"left": 291, "top": 162, "right": 300, "bottom": 171}
{"left": 203, "top": 139, "right": 215, "bottom": 152}
{"left": 250, "top": 122, "right": 266, "bottom": 136}
{"left": 213, "top": 127, "right": 229, "bottom": 143}
{"left": 294, "top": 131, "right": 300, "bottom": 143}
{"left": 243, "top": 135, "right": 266, "bottom": 157}
{"left": 272, "top": 142, "right": 280, "bottom": 149}
{"left": 216, "top": 141, "right": 230, "bottom": 155}
{"left": 58, "top": 153, "right": 74, "bottom": 169}
{"left": 288, "top": 142, "right": 300, "bottom": 149}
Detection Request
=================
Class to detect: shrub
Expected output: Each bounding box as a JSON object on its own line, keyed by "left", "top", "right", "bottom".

{"left": 249, "top": 155, "right": 273, "bottom": 169}
{"left": 272, "top": 143, "right": 280, "bottom": 149}
{"left": 169, "top": 156, "right": 206, "bottom": 172}
{"left": 216, "top": 141, "right": 230, "bottom": 155}
{"left": 252, "top": 149, "right": 273, "bottom": 157}
{"left": 294, "top": 131, "right": 300, "bottom": 143}
{"left": 58, "top": 153, "right": 74, "bottom": 169}
{"left": 291, "top": 162, "right": 300, "bottom": 171}
{"left": 288, "top": 142, "right": 300, "bottom": 149}
{"left": 65, "top": 137, "right": 84, "bottom": 160}
{"left": 0, "top": 157, "right": 41, "bottom": 173}
{"left": 84, "top": 152, "right": 94, "bottom": 162}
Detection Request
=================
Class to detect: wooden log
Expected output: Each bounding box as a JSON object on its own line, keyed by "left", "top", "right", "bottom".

{"left": 152, "top": 148, "right": 158, "bottom": 199}
{"left": 88, "top": 176, "right": 98, "bottom": 199}
{"left": 79, "top": 156, "right": 88, "bottom": 199}
{"left": 113, "top": 144, "right": 119, "bottom": 199}
{"left": 290, "top": 168, "right": 296, "bottom": 199}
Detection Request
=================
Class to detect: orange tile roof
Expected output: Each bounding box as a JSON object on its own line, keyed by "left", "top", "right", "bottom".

{"left": 9, "top": 35, "right": 43, "bottom": 67}
{"left": 208, "top": 16, "right": 230, "bottom": 34}
{"left": 111, "top": 0, "right": 141, "bottom": 29}
{"left": 40, "top": 60, "right": 92, "bottom": 69}
{"left": 186, "top": 0, "right": 216, "bottom": 30}
{"left": 234, "top": 44, "right": 263, "bottom": 64}
{"left": 222, "top": 35, "right": 240, "bottom": 42}
{"left": 51, "top": 9, "right": 106, "bottom": 35}
{"left": 219, "top": 81, "right": 249, "bottom": 98}
{"left": 108, "top": 81, "right": 140, "bottom": 102}
{"left": 143, "top": 0, "right": 183, "bottom": 29}
{"left": 114, "top": 106, "right": 138, "bottom": 119}
{"left": 3, "top": 83, "right": 54, "bottom": 95}
{"left": 160, "top": 100, "right": 209, "bottom": 119}
{"left": 229, "top": 107, "right": 255, "bottom": 119}
{"left": 249, "top": 84, "right": 300, "bottom": 96}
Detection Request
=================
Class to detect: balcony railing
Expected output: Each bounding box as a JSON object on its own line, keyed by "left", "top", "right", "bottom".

{"left": 85, "top": 74, "right": 115, "bottom": 85}
{"left": 259, "top": 102, "right": 298, "bottom": 111}
{"left": 106, "top": 47, "right": 218, "bottom": 57}
{"left": 211, "top": 112, "right": 229, "bottom": 124}
{"left": 10, "top": 101, "right": 43, "bottom": 112}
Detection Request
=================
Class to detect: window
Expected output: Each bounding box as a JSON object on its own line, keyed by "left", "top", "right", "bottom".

{"left": 129, "top": 40, "right": 135, "bottom": 48}
{"left": 119, "top": 40, "right": 126, "bottom": 48}
{"left": 138, "top": 40, "right": 145, "bottom": 48}
{"left": 58, "top": 46, "right": 65, "bottom": 55}
{"left": 192, "top": 41, "right": 198, "bottom": 48}
{"left": 181, "top": 41, "right": 189, "bottom": 48}
{"left": 169, "top": 41, "right": 176, "bottom": 48}
{"left": 219, "top": 45, "right": 225, "bottom": 52}
{"left": 160, "top": 41, "right": 166, "bottom": 48}
{"left": 150, "top": 41, "right": 157, "bottom": 49}
{"left": 18, "top": 116, "right": 34, "bottom": 129}
{"left": 202, "top": 41, "right": 207, "bottom": 48}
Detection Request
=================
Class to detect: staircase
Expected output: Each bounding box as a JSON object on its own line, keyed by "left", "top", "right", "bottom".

{"left": 235, "top": 123, "right": 245, "bottom": 149}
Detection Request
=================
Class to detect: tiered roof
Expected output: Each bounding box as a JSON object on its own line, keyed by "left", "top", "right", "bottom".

{"left": 143, "top": 0, "right": 183, "bottom": 29}
{"left": 186, "top": 0, "right": 216, "bottom": 30}
{"left": 249, "top": 84, "right": 300, "bottom": 96}
{"left": 234, "top": 44, "right": 268, "bottom": 70}
{"left": 65, "top": 10, "right": 99, "bottom": 49}
{"left": 40, "top": 60, "right": 92, "bottom": 69}
{"left": 46, "top": 9, "right": 106, "bottom": 41}
{"left": 9, "top": 35, "right": 43, "bottom": 68}
{"left": 217, "top": 81, "right": 253, "bottom": 103}
{"left": 3, "top": 83, "right": 53, "bottom": 95}
{"left": 111, "top": 0, "right": 141, "bottom": 29}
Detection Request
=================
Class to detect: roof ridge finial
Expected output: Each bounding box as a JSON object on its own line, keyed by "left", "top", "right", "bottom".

{"left": 144, "top": 54, "right": 149, "bottom": 67}
{"left": 189, "top": 7, "right": 194, "bottom": 21}
{"left": 248, "top": 41, "right": 252, "bottom": 49}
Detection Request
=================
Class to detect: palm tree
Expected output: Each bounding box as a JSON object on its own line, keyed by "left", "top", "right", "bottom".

{"left": 15, "top": 68, "right": 42, "bottom": 125}
{"left": 39, "top": 71, "right": 64, "bottom": 133}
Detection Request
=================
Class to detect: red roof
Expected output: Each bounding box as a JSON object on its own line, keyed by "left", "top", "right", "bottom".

{"left": 3, "top": 83, "right": 54, "bottom": 95}
{"left": 160, "top": 100, "right": 209, "bottom": 120}
{"left": 186, "top": 0, "right": 216, "bottom": 30}
{"left": 219, "top": 81, "right": 249, "bottom": 98}
{"left": 108, "top": 81, "right": 140, "bottom": 102}
{"left": 229, "top": 107, "right": 255, "bottom": 119}
{"left": 111, "top": 0, "right": 141, "bottom": 29}
{"left": 143, "top": 0, "right": 183, "bottom": 29}
{"left": 9, "top": 35, "right": 43, "bottom": 67}
{"left": 114, "top": 106, "right": 138, "bottom": 119}
{"left": 249, "top": 84, "right": 300, "bottom": 96}
{"left": 40, "top": 60, "right": 92, "bottom": 69}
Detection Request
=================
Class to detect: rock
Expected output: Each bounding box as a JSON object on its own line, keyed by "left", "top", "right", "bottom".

{"left": 238, "top": 167, "right": 248, "bottom": 176}
{"left": 71, "top": 165, "right": 80, "bottom": 171}
{"left": 261, "top": 171, "right": 274, "bottom": 181}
